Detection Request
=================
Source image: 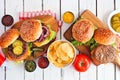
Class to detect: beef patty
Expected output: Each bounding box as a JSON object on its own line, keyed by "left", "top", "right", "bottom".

{"left": 6, "top": 38, "right": 29, "bottom": 61}
{"left": 93, "top": 45, "right": 116, "bottom": 63}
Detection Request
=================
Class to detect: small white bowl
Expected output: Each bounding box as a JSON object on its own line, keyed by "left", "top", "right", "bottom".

{"left": 107, "top": 10, "right": 120, "bottom": 35}
{"left": 47, "top": 40, "right": 76, "bottom": 68}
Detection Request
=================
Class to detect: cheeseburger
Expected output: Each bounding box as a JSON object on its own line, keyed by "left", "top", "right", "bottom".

{"left": 0, "top": 15, "right": 58, "bottom": 61}
{"left": 11, "top": 15, "right": 58, "bottom": 60}
{"left": 12, "top": 15, "right": 58, "bottom": 47}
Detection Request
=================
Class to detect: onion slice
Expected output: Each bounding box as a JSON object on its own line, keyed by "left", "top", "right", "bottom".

{"left": 36, "top": 25, "right": 49, "bottom": 42}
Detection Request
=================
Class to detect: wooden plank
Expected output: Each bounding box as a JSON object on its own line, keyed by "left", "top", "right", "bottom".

{"left": 24, "top": 0, "right": 43, "bottom": 80}
{"left": 24, "top": 0, "right": 42, "bottom": 11}
{"left": 43, "top": 0, "right": 60, "bottom": 40}
{"left": 25, "top": 59, "right": 43, "bottom": 80}
{"left": 97, "top": 0, "right": 115, "bottom": 80}
{"left": 0, "top": 1, "right": 5, "bottom": 79}
{"left": 61, "top": 0, "right": 79, "bottom": 80}
{"left": 5, "top": 0, "right": 24, "bottom": 80}
{"left": 79, "top": 1, "right": 97, "bottom": 80}
{"left": 115, "top": 0, "right": 120, "bottom": 80}
{"left": 115, "top": 0, "right": 120, "bottom": 10}
{"left": 43, "top": 0, "right": 61, "bottom": 80}
{"left": 81, "top": 10, "right": 107, "bottom": 28}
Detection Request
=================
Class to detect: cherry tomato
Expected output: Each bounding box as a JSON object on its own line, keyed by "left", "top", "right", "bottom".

{"left": 73, "top": 54, "right": 91, "bottom": 72}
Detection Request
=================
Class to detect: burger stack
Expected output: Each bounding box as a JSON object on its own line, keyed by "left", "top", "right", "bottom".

{"left": 0, "top": 15, "right": 58, "bottom": 62}
{"left": 69, "top": 18, "right": 120, "bottom": 67}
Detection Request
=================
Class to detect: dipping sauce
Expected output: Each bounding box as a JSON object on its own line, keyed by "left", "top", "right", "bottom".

{"left": 47, "top": 40, "right": 75, "bottom": 68}
{"left": 1, "top": 15, "right": 14, "bottom": 26}
{"left": 63, "top": 11, "right": 74, "bottom": 24}
{"left": 111, "top": 13, "right": 120, "bottom": 33}
{"left": 25, "top": 60, "right": 36, "bottom": 72}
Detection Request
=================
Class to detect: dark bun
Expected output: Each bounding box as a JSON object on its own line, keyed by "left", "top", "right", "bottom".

{"left": 72, "top": 19, "right": 94, "bottom": 43}
{"left": 0, "top": 29, "right": 19, "bottom": 48}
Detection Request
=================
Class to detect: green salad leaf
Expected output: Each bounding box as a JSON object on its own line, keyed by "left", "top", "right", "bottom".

{"left": 70, "top": 37, "right": 98, "bottom": 50}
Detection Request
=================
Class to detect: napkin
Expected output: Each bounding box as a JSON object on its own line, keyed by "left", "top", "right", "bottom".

{"left": 19, "top": 10, "right": 62, "bottom": 27}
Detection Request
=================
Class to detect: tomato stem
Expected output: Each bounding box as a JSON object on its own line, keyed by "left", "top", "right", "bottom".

{"left": 79, "top": 61, "right": 85, "bottom": 66}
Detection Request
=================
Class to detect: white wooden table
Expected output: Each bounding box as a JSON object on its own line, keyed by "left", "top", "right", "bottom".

{"left": 0, "top": 0, "right": 120, "bottom": 80}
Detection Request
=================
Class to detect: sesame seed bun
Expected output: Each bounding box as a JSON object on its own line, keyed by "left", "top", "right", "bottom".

{"left": 20, "top": 19, "right": 42, "bottom": 42}
{"left": 72, "top": 19, "right": 94, "bottom": 43}
{"left": 94, "top": 28, "right": 116, "bottom": 45}
{"left": 0, "top": 29, "right": 19, "bottom": 48}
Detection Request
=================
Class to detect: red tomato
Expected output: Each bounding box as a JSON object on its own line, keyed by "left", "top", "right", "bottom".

{"left": 73, "top": 54, "right": 91, "bottom": 72}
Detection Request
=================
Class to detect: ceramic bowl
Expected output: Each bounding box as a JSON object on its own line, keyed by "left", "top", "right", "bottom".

{"left": 47, "top": 40, "right": 76, "bottom": 68}
{"left": 107, "top": 10, "right": 120, "bottom": 35}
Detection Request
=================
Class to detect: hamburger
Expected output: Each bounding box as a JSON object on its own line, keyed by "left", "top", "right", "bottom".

{"left": 90, "top": 28, "right": 118, "bottom": 65}
{"left": 12, "top": 15, "right": 58, "bottom": 60}
{"left": 70, "top": 18, "right": 97, "bottom": 51}
{"left": 94, "top": 28, "right": 116, "bottom": 45}
{"left": 91, "top": 45, "right": 117, "bottom": 65}
{"left": 70, "top": 18, "right": 118, "bottom": 66}
{"left": 72, "top": 19, "right": 94, "bottom": 43}
{"left": 0, "top": 29, "right": 30, "bottom": 61}
{"left": 0, "top": 15, "right": 58, "bottom": 61}
{"left": 12, "top": 15, "right": 58, "bottom": 47}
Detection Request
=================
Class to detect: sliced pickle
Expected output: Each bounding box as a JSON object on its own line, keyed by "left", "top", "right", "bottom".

{"left": 116, "top": 26, "right": 120, "bottom": 33}
{"left": 116, "top": 13, "right": 120, "bottom": 17}
{"left": 12, "top": 40, "right": 23, "bottom": 48}
{"left": 13, "top": 46, "right": 23, "bottom": 55}
{"left": 111, "top": 16, "right": 119, "bottom": 21}
{"left": 111, "top": 12, "right": 120, "bottom": 33}
{"left": 112, "top": 23, "right": 120, "bottom": 30}
{"left": 32, "top": 48, "right": 44, "bottom": 52}
{"left": 111, "top": 20, "right": 120, "bottom": 24}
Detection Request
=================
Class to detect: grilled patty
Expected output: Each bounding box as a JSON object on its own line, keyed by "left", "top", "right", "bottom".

{"left": 93, "top": 45, "right": 116, "bottom": 63}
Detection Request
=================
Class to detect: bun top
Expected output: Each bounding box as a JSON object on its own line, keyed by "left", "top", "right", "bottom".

{"left": 72, "top": 19, "right": 94, "bottom": 43}
{"left": 20, "top": 19, "right": 42, "bottom": 42}
{"left": 0, "top": 29, "right": 19, "bottom": 48}
{"left": 94, "top": 28, "right": 116, "bottom": 45}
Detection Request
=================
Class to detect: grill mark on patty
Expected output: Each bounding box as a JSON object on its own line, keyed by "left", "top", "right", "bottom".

{"left": 94, "top": 45, "right": 116, "bottom": 63}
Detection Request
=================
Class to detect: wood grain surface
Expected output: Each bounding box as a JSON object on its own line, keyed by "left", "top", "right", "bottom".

{"left": 0, "top": 0, "right": 120, "bottom": 80}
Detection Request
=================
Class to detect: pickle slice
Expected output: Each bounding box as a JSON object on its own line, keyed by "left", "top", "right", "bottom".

{"left": 116, "top": 13, "right": 120, "bottom": 17}
{"left": 13, "top": 46, "right": 23, "bottom": 55}
{"left": 111, "top": 20, "right": 120, "bottom": 24}
{"left": 111, "top": 16, "right": 119, "bottom": 21}
{"left": 12, "top": 40, "right": 23, "bottom": 48}
{"left": 112, "top": 23, "right": 120, "bottom": 30}
{"left": 116, "top": 26, "right": 120, "bottom": 33}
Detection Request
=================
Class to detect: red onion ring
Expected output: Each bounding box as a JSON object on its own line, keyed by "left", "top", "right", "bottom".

{"left": 36, "top": 25, "right": 49, "bottom": 42}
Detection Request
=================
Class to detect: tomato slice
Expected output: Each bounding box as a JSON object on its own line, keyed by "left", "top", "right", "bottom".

{"left": 73, "top": 54, "right": 91, "bottom": 72}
